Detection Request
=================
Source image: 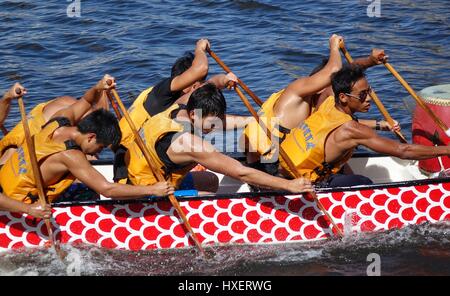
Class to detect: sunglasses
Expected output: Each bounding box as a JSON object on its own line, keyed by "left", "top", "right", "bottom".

{"left": 345, "top": 87, "right": 372, "bottom": 102}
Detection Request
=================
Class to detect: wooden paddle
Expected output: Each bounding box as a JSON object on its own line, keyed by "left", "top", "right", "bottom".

{"left": 17, "top": 89, "right": 66, "bottom": 260}
{"left": 106, "top": 91, "right": 122, "bottom": 120}
{"left": 108, "top": 88, "right": 207, "bottom": 257}
{"left": 383, "top": 62, "right": 450, "bottom": 137}
{"left": 207, "top": 48, "right": 264, "bottom": 107}
{"left": 234, "top": 85, "right": 344, "bottom": 238}
{"left": 339, "top": 43, "right": 408, "bottom": 143}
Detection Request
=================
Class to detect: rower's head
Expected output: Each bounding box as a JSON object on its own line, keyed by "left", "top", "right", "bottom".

{"left": 186, "top": 83, "right": 226, "bottom": 135}
{"left": 172, "top": 51, "right": 207, "bottom": 94}
{"left": 76, "top": 109, "right": 121, "bottom": 155}
{"left": 332, "top": 65, "right": 371, "bottom": 113}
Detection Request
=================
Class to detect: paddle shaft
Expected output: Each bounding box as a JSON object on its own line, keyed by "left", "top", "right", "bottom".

{"left": 339, "top": 44, "right": 408, "bottom": 143}
{"left": 17, "top": 95, "right": 65, "bottom": 259}
{"left": 106, "top": 91, "right": 123, "bottom": 120}
{"left": 234, "top": 86, "right": 344, "bottom": 237}
{"left": 109, "top": 89, "right": 206, "bottom": 256}
{"left": 384, "top": 62, "right": 450, "bottom": 136}
{"left": 207, "top": 49, "right": 264, "bottom": 107}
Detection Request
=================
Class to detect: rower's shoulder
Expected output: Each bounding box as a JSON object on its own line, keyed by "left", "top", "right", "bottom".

{"left": 55, "top": 148, "right": 88, "bottom": 164}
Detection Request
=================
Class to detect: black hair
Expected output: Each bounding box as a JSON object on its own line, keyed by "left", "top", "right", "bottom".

{"left": 76, "top": 109, "right": 121, "bottom": 149}
{"left": 186, "top": 83, "right": 226, "bottom": 119}
{"left": 331, "top": 64, "right": 366, "bottom": 103}
{"left": 309, "top": 58, "right": 329, "bottom": 76}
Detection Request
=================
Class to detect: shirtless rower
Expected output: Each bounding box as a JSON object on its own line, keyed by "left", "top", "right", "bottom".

{"left": 242, "top": 34, "right": 399, "bottom": 175}
{"left": 278, "top": 64, "right": 450, "bottom": 187}
{"left": 0, "top": 83, "right": 109, "bottom": 165}
{"left": 0, "top": 75, "right": 174, "bottom": 208}
{"left": 0, "top": 82, "right": 52, "bottom": 218}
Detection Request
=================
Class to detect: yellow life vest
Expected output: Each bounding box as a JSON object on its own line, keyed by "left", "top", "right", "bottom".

{"left": 279, "top": 96, "right": 354, "bottom": 182}
{"left": 0, "top": 101, "right": 48, "bottom": 155}
{"left": 126, "top": 104, "right": 196, "bottom": 187}
{"left": 119, "top": 87, "right": 154, "bottom": 148}
{"left": 242, "top": 89, "right": 287, "bottom": 160}
{"left": 0, "top": 119, "right": 78, "bottom": 204}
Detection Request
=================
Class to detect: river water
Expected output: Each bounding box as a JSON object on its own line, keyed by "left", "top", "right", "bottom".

{"left": 0, "top": 0, "right": 449, "bottom": 276}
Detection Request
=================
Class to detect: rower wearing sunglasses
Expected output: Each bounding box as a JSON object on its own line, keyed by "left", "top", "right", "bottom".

{"left": 242, "top": 34, "right": 398, "bottom": 177}
{"left": 279, "top": 64, "right": 450, "bottom": 187}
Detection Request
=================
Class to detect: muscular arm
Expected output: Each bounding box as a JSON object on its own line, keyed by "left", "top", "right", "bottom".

{"left": 51, "top": 86, "right": 103, "bottom": 124}
{"left": 352, "top": 49, "right": 387, "bottom": 70}
{"left": 352, "top": 57, "right": 376, "bottom": 69}
{"left": 207, "top": 73, "right": 238, "bottom": 90}
{"left": 0, "top": 94, "right": 12, "bottom": 127}
{"left": 284, "top": 38, "right": 342, "bottom": 99}
{"left": 168, "top": 133, "right": 311, "bottom": 193}
{"left": 359, "top": 119, "right": 377, "bottom": 129}
{"left": 170, "top": 40, "right": 209, "bottom": 92}
{"left": 51, "top": 75, "right": 113, "bottom": 124}
{"left": 344, "top": 121, "right": 450, "bottom": 160}
{"left": 0, "top": 193, "right": 51, "bottom": 219}
{"left": 60, "top": 150, "right": 162, "bottom": 199}
{"left": 0, "top": 193, "right": 31, "bottom": 214}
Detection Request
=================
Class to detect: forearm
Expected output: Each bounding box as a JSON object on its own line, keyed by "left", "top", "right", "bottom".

{"left": 234, "top": 165, "right": 289, "bottom": 191}
{"left": 192, "top": 48, "right": 209, "bottom": 78}
{"left": 82, "top": 85, "right": 103, "bottom": 106}
{"left": 0, "top": 96, "right": 12, "bottom": 126}
{"left": 325, "top": 47, "right": 343, "bottom": 74}
{"left": 101, "top": 183, "right": 153, "bottom": 200}
{"left": 360, "top": 119, "right": 377, "bottom": 129}
{"left": 397, "top": 144, "right": 450, "bottom": 160}
{"left": 208, "top": 74, "right": 228, "bottom": 89}
{"left": 352, "top": 56, "right": 376, "bottom": 69}
{"left": 0, "top": 193, "right": 29, "bottom": 214}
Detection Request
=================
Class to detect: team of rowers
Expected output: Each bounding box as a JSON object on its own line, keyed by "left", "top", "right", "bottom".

{"left": 1, "top": 35, "right": 450, "bottom": 221}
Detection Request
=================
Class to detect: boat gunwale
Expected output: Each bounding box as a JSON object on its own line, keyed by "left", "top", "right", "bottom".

{"left": 50, "top": 152, "right": 450, "bottom": 208}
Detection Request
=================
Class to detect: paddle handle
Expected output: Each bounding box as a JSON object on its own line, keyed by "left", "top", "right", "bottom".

{"left": 207, "top": 48, "right": 264, "bottom": 107}
{"left": 109, "top": 89, "right": 206, "bottom": 256}
{"left": 384, "top": 62, "right": 450, "bottom": 137}
{"left": 339, "top": 44, "right": 408, "bottom": 143}
{"left": 17, "top": 96, "right": 65, "bottom": 258}
{"left": 234, "top": 86, "right": 343, "bottom": 237}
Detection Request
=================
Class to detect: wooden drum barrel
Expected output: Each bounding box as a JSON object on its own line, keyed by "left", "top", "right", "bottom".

{"left": 412, "top": 84, "right": 450, "bottom": 175}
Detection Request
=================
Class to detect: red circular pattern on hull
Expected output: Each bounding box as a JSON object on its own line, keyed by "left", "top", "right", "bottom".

{"left": 0, "top": 182, "right": 449, "bottom": 251}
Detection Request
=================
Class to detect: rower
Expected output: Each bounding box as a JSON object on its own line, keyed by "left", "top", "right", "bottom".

{"left": 0, "top": 82, "right": 52, "bottom": 219}
{"left": 241, "top": 34, "right": 398, "bottom": 175}
{"left": 122, "top": 82, "right": 314, "bottom": 194}
{"left": 278, "top": 64, "right": 450, "bottom": 187}
{"left": 0, "top": 75, "right": 175, "bottom": 207}
{"left": 0, "top": 85, "right": 109, "bottom": 165}
{"left": 118, "top": 38, "right": 249, "bottom": 149}
{"left": 115, "top": 38, "right": 251, "bottom": 190}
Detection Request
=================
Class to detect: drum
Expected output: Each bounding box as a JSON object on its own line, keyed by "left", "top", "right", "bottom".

{"left": 412, "top": 84, "right": 450, "bottom": 175}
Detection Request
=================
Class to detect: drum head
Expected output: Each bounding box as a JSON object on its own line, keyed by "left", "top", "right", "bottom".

{"left": 418, "top": 84, "right": 450, "bottom": 106}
